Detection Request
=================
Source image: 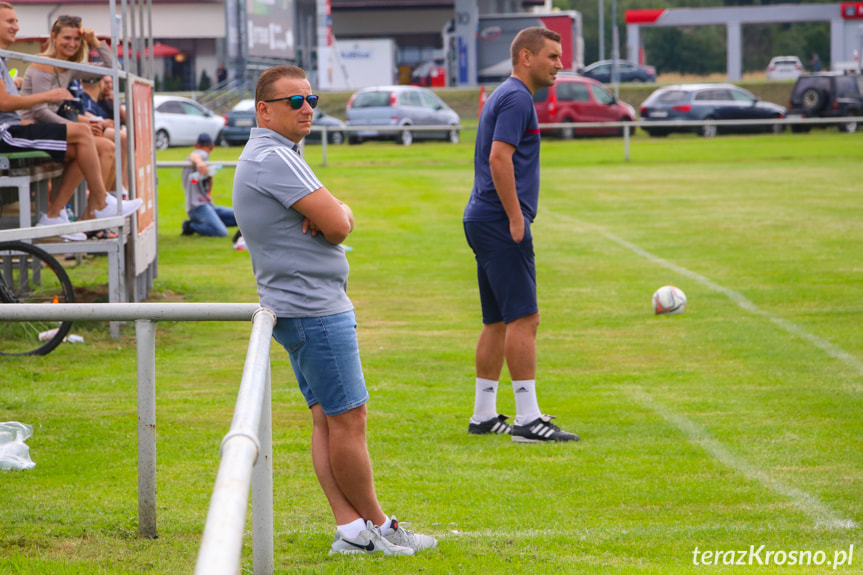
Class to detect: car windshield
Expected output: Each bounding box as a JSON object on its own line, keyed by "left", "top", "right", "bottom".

{"left": 352, "top": 91, "right": 392, "bottom": 108}
{"left": 655, "top": 90, "right": 688, "bottom": 104}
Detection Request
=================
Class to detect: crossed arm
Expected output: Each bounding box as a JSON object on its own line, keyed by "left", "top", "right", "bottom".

{"left": 293, "top": 187, "right": 354, "bottom": 245}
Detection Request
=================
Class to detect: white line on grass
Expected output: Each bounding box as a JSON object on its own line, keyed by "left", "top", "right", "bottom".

{"left": 550, "top": 215, "right": 863, "bottom": 385}
{"left": 630, "top": 387, "right": 856, "bottom": 530}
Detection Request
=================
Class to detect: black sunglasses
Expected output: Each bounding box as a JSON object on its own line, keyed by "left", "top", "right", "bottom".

{"left": 56, "top": 15, "right": 82, "bottom": 26}
{"left": 263, "top": 94, "right": 319, "bottom": 110}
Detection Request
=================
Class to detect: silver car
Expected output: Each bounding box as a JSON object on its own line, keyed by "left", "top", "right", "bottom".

{"left": 345, "top": 86, "right": 460, "bottom": 146}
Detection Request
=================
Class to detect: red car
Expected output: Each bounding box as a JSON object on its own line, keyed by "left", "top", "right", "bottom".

{"left": 533, "top": 74, "right": 637, "bottom": 138}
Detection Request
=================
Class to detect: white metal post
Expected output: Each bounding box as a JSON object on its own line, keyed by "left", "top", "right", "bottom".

{"left": 136, "top": 319, "right": 158, "bottom": 538}
{"left": 252, "top": 364, "right": 274, "bottom": 575}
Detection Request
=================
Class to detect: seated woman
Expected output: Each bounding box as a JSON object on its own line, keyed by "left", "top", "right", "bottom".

{"left": 19, "top": 15, "right": 129, "bottom": 219}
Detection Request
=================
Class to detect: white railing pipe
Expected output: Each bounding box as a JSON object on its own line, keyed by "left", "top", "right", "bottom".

{"left": 0, "top": 302, "right": 259, "bottom": 322}
{"left": 195, "top": 307, "right": 276, "bottom": 575}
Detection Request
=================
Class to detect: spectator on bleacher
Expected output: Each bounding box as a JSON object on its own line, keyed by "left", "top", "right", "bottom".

{"left": 0, "top": 3, "right": 140, "bottom": 241}
{"left": 19, "top": 14, "right": 122, "bottom": 195}
{"left": 80, "top": 77, "right": 128, "bottom": 194}
{"left": 97, "top": 75, "right": 125, "bottom": 124}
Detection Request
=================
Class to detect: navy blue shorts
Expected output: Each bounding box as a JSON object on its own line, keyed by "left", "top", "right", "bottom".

{"left": 464, "top": 217, "right": 538, "bottom": 325}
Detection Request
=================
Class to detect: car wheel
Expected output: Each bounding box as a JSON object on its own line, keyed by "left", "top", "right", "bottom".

{"left": 699, "top": 117, "right": 717, "bottom": 138}
{"left": 559, "top": 120, "right": 575, "bottom": 140}
{"left": 155, "top": 129, "right": 169, "bottom": 150}
{"left": 398, "top": 128, "right": 413, "bottom": 146}
{"left": 448, "top": 128, "right": 459, "bottom": 144}
{"left": 801, "top": 87, "right": 826, "bottom": 114}
{"left": 330, "top": 131, "right": 345, "bottom": 145}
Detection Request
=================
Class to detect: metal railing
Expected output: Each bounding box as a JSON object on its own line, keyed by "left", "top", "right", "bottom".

{"left": 159, "top": 116, "right": 859, "bottom": 169}
{"left": 0, "top": 302, "right": 277, "bottom": 575}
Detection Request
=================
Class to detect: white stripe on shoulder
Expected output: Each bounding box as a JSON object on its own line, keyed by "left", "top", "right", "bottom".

{"left": 272, "top": 147, "right": 322, "bottom": 191}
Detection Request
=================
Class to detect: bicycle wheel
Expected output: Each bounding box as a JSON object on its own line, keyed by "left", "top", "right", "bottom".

{"left": 0, "top": 241, "right": 75, "bottom": 356}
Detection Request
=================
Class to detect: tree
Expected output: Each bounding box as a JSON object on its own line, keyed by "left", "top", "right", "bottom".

{"left": 199, "top": 69, "right": 212, "bottom": 92}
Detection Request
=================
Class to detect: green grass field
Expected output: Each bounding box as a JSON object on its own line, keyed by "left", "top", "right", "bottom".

{"left": 1, "top": 130, "right": 862, "bottom": 574}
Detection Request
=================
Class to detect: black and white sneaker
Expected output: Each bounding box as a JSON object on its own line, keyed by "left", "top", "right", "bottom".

{"left": 512, "top": 415, "right": 579, "bottom": 443}
{"left": 329, "top": 520, "right": 414, "bottom": 556}
{"left": 468, "top": 414, "right": 512, "bottom": 435}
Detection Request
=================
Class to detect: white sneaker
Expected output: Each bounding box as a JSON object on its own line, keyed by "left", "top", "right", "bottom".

{"left": 329, "top": 520, "right": 414, "bottom": 556}
{"left": 37, "top": 212, "right": 86, "bottom": 241}
{"left": 94, "top": 194, "right": 143, "bottom": 220}
{"left": 383, "top": 517, "right": 437, "bottom": 552}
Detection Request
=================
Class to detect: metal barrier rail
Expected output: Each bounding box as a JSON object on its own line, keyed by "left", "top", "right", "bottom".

{"left": 0, "top": 302, "right": 277, "bottom": 575}
{"left": 158, "top": 116, "right": 859, "bottom": 169}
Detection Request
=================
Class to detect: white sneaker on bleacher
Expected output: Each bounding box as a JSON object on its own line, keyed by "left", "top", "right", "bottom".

{"left": 37, "top": 212, "right": 85, "bottom": 241}
{"left": 93, "top": 194, "right": 142, "bottom": 220}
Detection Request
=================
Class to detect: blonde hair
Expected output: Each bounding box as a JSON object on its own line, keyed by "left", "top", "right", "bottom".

{"left": 42, "top": 15, "right": 86, "bottom": 63}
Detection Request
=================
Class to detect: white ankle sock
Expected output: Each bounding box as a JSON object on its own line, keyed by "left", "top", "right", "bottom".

{"left": 472, "top": 378, "right": 499, "bottom": 422}
{"left": 380, "top": 516, "right": 394, "bottom": 536}
{"left": 512, "top": 379, "right": 541, "bottom": 426}
{"left": 337, "top": 518, "right": 366, "bottom": 539}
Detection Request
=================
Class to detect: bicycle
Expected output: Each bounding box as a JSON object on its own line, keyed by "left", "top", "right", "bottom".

{"left": 0, "top": 240, "right": 75, "bottom": 356}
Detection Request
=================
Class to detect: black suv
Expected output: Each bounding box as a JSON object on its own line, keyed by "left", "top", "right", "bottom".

{"left": 787, "top": 72, "right": 863, "bottom": 133}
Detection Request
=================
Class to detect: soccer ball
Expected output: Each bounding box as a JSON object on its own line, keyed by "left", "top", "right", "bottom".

{"left": 652, "top": 285, "right": 687, "bottom": 315}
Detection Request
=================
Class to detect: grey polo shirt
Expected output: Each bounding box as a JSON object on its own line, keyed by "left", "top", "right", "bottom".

{"left": 0, "top": 58, "right": 22, "bottom": 126}
{"left": 233, "top": 127, "right": 353, "bottom": 318}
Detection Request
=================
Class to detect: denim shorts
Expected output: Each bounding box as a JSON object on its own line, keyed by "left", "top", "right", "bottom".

{"left": 272, "top": 310, "right": 369, "bottom": 416}
{"left": 464, "top": 217, "right": 538, "bottom": 324}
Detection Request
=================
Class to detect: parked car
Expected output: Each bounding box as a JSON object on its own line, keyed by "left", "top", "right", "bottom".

{"left": 786, "top": 72, "right": 863, "bottom": 133}
{"left": 580, "top": 60, "right": 656, "bottom": 84}
{"left": 639, "top": 84, "right": 786, "bottom": 137}
{"left": 153, "top": 95, "right": 224, "bottom": 150}
{"left": 307, "top": 110, "right": 347, "bottom": 145}
{"left": 766, "top": 56, "right": 803, "bottom": 81}
{"left": 533, "top": 74, "right": 636, "bottom": 138}
{"left": 345, "top": 85, "right": 460, "bottom": 145}
{"left": 220, "top": 99, "right": 346, "bottom": 145}
{"left": 220, "top": 98, "right": 255, "bottom": 146}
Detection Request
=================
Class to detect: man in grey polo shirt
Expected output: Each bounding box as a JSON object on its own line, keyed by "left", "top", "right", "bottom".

{"left": 233, "top": 65, "right": 436, "bottom": 557}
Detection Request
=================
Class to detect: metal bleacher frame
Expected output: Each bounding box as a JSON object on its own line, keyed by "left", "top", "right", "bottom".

{"left": 0, "top": 0, "right": 160, "bottom": 337}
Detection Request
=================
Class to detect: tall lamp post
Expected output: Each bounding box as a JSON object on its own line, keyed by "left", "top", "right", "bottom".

{"left": 599, "top": 0, "right": 604, "bottom": 62}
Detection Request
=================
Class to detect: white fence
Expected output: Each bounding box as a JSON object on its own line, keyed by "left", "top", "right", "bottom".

{"left": 187, "top": 116, "right": 862, "bottom": 168}
{"left": 0, "top": 303, "right": 277, "bottom": 575}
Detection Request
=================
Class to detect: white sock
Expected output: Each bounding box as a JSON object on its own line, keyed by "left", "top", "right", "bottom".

{"left": 337, "top": 518, "right": 366, "bottom": 539}
{"left": 512, "top": 379, "right": 541, "bottom": 426}
{"left": 380, "top": 516, "right": 395, "bottom": 536}
{"left": 472, "top": 378, "right": 499, "bottom": 422}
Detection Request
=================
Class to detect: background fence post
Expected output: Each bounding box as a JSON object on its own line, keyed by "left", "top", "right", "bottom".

{"left": 136, "top": 319, "right": 158, "bottom": 538}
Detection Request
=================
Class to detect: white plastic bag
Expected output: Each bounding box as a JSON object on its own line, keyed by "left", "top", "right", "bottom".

{"left": 0, "top": 422, "right": 36, "bottom": 470}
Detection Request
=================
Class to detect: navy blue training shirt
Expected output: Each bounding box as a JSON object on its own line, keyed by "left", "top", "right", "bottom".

{"left": 464, "top": 77, "right": 541, "bottom": 223}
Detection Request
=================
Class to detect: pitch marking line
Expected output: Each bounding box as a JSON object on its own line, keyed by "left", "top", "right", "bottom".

{"left": 631, "top": 388, "right": 855, "bottom": 530}
{"left": 549, "top": 214, "right": 863, "bottom": 384}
